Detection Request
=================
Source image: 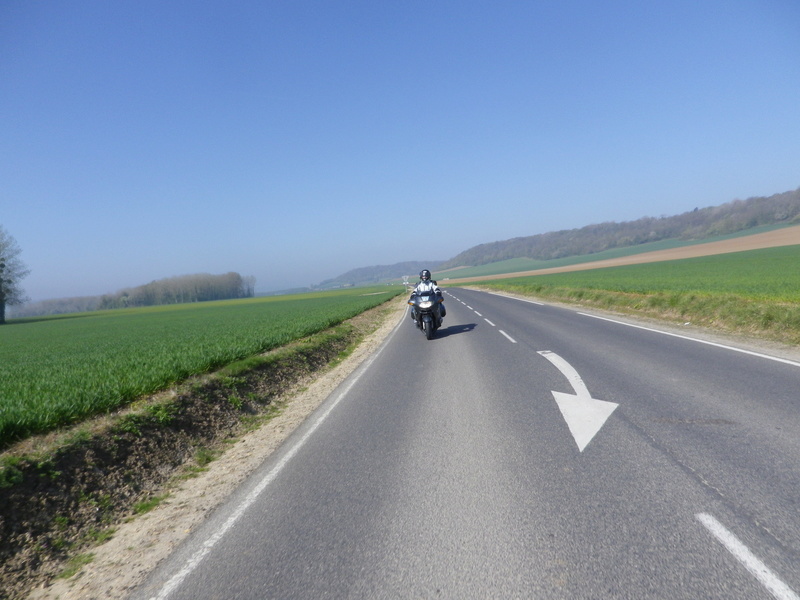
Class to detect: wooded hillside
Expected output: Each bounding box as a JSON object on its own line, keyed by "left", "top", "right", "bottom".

{"left": 440, "top": 188, "right": 800, "bottom": 269}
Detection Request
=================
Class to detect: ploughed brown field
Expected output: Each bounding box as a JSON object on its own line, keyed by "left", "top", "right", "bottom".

{"left": 447, "top": 224, "right": 800, "bottom": 283}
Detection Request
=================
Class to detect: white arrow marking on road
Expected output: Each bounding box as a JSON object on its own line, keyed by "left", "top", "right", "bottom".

{"left": 538, "top": 351, "right": 619, "bottom": 452}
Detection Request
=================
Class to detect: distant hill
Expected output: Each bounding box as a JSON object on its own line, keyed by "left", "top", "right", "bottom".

{"left": 440, "top": 188, "right": 800, "bottom": 269}
{"left": 321, "top": 188, "right": 800, "bottom": 287}
{"left": 318, "top": 261, "right": 445, "bottom": 289}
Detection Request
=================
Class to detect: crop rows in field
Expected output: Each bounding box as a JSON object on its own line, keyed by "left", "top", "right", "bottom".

{"left": 0, "top": 288, "right": 401, "bottom": 446}
{"left": 437, "top": 224, "right": 795, "bottom": 282}
{"left": 480, "top": 245, "right": 800, "bottom": 302}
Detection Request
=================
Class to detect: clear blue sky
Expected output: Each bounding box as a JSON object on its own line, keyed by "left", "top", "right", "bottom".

{"left": 2, "top": 1, "right": 799, "bottom": 301}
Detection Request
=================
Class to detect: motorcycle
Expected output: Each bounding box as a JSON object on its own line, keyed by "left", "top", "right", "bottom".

{"left": 408, "top": 289, "right": 444, "bottom": 340}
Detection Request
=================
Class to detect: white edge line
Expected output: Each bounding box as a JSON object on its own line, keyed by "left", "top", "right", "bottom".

{"left": 696, "top": 513, "right": 799, "bottom": 600}
{"left": 150, "top": 319, "right": 403, "bottom": 600}
{"left": 580, "top": 313, "right": 800, "bottom": 368}
{"left": 499, "top": 330, "right": 517, "bottom": 343}
{"left": 485, "top": 291, "right": 544, "bottom": 305}
{"left": 484, "top": 318, "right": 495, "bottom": 327}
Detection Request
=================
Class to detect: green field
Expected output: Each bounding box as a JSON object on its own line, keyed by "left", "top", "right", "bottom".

{"left": 0, "top": 287, "right": 401, "bottom": 446}
{"left": 475, "top": 245, "right": 800, "bottom": 342}
{"left": 481, "top": 245, "right": 800, "bottom": 301}
{"left": 437, "top": 223, "right": 796, "bottom": 281}
{"left": 436, "top": 241, "right": 691, "bottom": 280}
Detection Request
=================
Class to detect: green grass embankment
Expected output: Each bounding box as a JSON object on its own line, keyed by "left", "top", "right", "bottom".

{"left": 0, "top": 294, "right": 403, "bottom": 599}
{"left": 471, "top": 245, "right": 800, "bottom": 344}
{"left": 0, "top": 287, "right": 403, "bottom": 448}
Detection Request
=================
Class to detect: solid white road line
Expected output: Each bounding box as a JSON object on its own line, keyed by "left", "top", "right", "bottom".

{"left": 581, "top": 313, "right": 800, "bottom": 368}
{"left": 696, "top": 513, "right": 799, "bottom": 600}
{"left": 486, "top": 291, "right": 544, "bottom": 306}
{"left": 499, "top": 330, "right": 517, "bottom": 343}
{"left": 149, "top": 319, "right": 404, "bottom": 600}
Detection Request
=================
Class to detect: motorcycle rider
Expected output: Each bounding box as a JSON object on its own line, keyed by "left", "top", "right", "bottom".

{"left": 409, "top": 269, "right": 446, "bottom": 325}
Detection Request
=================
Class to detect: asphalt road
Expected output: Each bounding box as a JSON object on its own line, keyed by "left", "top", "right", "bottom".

{"left": 133, "top": 288, "right": 800, "bottom": 599}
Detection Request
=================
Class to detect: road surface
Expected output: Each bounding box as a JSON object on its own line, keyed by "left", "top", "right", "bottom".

{"left": 133, "top": 288, "right": 800, "bottom": 599}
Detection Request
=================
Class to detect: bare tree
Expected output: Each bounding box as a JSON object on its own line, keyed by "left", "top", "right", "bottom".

{"left": 0, "top": 226, "right": 31, "bottom": 324}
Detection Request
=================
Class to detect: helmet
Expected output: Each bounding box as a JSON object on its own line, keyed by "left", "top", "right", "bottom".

{"left": 420, "top": 269, "right": 431, "bottom": 281}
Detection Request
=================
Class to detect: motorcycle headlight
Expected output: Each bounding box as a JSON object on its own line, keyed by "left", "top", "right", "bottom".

{"left": 419, "top": 301, "right": 433, "bottom": 308}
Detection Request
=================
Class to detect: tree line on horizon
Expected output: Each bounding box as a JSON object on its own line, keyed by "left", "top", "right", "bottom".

{"left": 13, "top": 272, "right": 256, "bottom": 318}
{"left": 439, "top": 188, "right": 800, "bottom": 269}
{"left": 7, "top": 187, "right": 800, "bottom": 316}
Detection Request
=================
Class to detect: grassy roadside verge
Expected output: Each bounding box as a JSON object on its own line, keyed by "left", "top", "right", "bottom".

{"left": 0, "top": 298, "right": 400, "bottom": 600}
{"left": 478, "top": 282, "right": 800, "bottom": 345}
{"left": 469, "top": 246, "right": 800, "bottom": 346}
